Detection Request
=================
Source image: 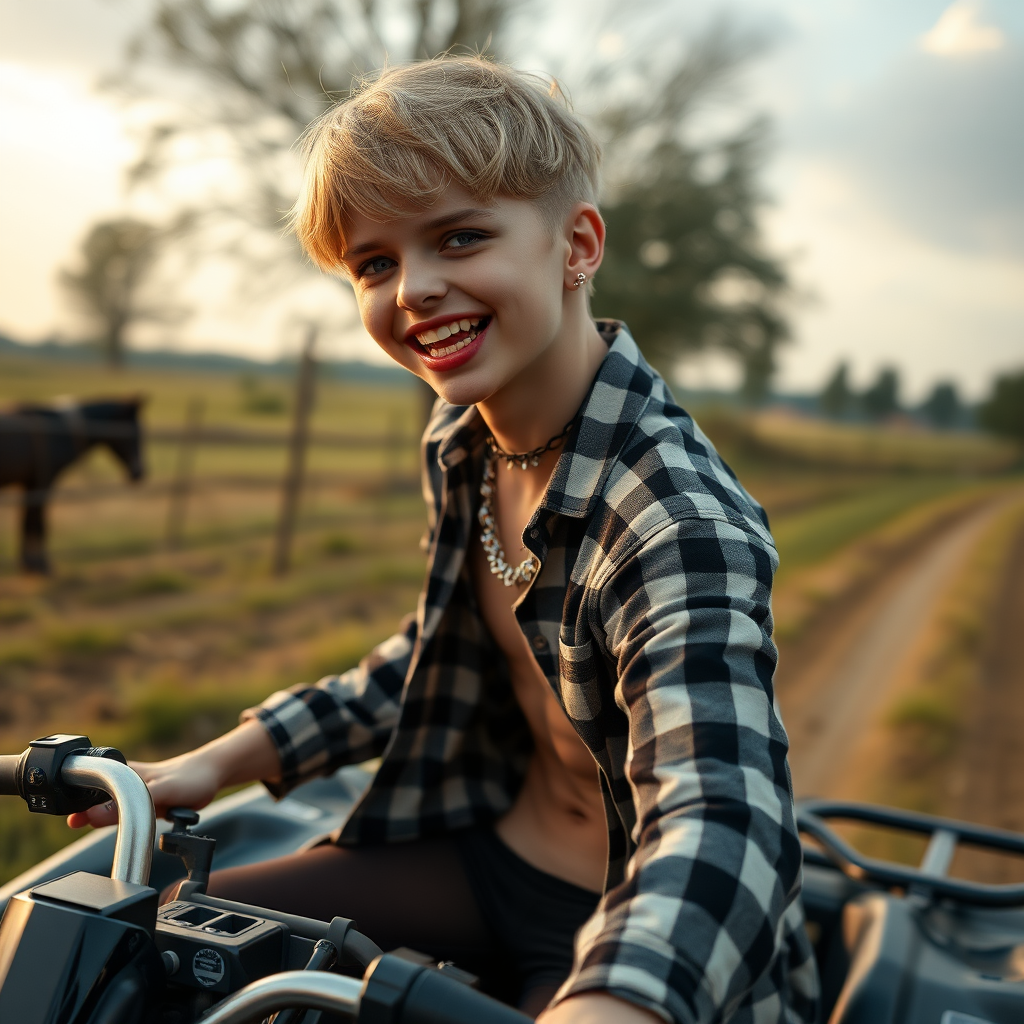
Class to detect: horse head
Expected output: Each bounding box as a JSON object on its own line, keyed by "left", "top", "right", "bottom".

{"left": 79, "top": 397, "right": 148, "bottom": 481}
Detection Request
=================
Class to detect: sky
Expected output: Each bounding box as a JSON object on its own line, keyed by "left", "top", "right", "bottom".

{"left": 1, "top": 0, "right": 1022, "bottom": 401}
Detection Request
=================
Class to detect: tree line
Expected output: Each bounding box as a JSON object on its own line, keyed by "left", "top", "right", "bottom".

{"left": 817, "top": 360, "right": 1024, "bottom": 442}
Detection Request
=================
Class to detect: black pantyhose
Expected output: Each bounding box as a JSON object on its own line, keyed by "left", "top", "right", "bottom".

{"left": 160, "top": 833, "right": 577, "bottom": 1018}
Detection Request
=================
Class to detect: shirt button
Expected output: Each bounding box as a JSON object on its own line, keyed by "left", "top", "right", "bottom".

{"left": 531, "top": 635, "right": 549, "bottom": 652}
{"left": 530, "top": 528, "right": 540, "bottom": 540}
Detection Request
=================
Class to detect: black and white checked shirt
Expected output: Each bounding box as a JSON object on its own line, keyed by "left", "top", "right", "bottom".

{"left": 247, "top": 322, "right": 820, "bottom": 1024}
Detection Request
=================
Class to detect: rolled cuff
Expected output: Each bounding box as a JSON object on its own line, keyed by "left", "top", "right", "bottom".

{"left": 239, "top": 689, "right": 336, "bottom": 798}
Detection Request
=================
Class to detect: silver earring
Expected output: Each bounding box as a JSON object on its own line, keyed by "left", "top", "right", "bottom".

{"left": 572, "top": 273, "right": 587, "bottom": 289}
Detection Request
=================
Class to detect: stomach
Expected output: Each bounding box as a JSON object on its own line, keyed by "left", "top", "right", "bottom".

{"left": 495, "top": 753, "right": 608, "bottom": 893}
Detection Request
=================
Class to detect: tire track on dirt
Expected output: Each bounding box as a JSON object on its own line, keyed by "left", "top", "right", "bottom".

{"left": 778, "top": 495, "right": 1016, "bottom": 798}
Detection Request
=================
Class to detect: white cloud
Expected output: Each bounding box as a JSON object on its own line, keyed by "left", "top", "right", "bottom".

{"left": 921, "top": 1, "right": 1005, "bottom": 56}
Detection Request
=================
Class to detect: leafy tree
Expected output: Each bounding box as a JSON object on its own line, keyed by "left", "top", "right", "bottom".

{"left": 818, "top": 361, "right": 852, "bottom": 419}
{"left": 977, "top": 369, "right": 1024, "bottom": 441}
{"left": 59, "top": 218, "right": 177, "bottom": 367}
{"left": 861, "top": 367, "right": 901, "bottom": 421}
{"left": 115, "top": 2, "right": 790, "bottom": 399}
{"left": 575, "top": 21, "right": 790, "bottom": 402}
{"left": 920, "top": 381, "right": 961, "bottom": 430}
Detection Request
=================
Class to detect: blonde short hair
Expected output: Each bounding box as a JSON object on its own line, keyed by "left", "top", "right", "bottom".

{"left": 293, "top": 56, "right": 601, "bottom": 272}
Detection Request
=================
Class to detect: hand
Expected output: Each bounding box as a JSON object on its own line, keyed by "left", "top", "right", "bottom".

{"left": 65, "top": 719, "right": 281, "bottom": 830}
{"left": 66, "top": 752, "right": 222, "bottom": 829}
{"left": 537, "top": 993, "right": 663, "bottom": 1024}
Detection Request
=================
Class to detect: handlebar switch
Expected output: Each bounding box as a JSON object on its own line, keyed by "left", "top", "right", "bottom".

{"left": 160, "top": 806, "right": 217, "bottom": 896}
{"left": 17, "top": 735, "right": 127, "bottom": 815}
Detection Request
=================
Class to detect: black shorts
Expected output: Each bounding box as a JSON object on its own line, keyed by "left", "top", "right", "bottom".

{"left": 455, "top": 827, "right": 601, "bottom": 992}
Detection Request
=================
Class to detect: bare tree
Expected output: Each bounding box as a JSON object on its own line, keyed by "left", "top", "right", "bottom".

{"left": 59, "top": 217, "right": 182, "bottom": 367}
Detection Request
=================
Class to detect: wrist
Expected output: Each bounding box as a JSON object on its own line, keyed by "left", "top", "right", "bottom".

{"left": 195, "top": 720, "right": 281, "bottom": 790}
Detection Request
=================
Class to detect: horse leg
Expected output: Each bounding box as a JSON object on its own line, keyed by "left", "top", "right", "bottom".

{"left": 20, "top": 487, "right": 50, "bottom": 575}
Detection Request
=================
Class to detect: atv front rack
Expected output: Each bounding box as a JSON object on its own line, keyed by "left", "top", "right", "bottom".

{"left": 799, "top": 800, "right": 1024, "bottom": 907}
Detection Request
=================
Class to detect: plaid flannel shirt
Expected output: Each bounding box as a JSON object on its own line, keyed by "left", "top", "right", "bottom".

{"left": 247, "top": 322, "right": 820, "bottom": 1024}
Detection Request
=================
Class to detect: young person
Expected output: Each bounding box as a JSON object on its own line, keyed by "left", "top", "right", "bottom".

{"left": 71, "top": 57, "right": 819, "bottom": 1024}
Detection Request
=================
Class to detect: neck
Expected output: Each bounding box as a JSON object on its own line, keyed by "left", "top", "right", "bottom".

{"left": 477, "top": 309, "right": 606, "bottom": 458}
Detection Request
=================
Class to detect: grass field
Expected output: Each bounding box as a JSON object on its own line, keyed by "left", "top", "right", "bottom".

{"left": 0, "top": 347, "right": 1020, "bottom": 882}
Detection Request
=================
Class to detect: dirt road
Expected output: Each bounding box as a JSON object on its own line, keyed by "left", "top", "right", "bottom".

{"left": 779, "top": 495, "right": 1016, "bottom": 798}
{"left": 951, "top": 516, "right": 1024, "bottom": 879}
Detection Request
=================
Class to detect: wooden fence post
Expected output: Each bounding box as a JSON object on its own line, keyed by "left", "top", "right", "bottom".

{"left": 273, "top": 326, "right": 317, "bottom": 576}
{"left": 165, "top": 396, "right": 204, "bottom": 550}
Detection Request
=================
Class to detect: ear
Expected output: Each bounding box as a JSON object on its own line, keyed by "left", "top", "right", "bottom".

{"left": 564, "top": 203, "right": 605, "bottom": 290}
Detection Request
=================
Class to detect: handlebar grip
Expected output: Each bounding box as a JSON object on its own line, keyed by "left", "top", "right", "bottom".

{"left": 0, "top": 755, "right": 21, "bottom": 796}
{"left": 402, "top": 968, "right": 533, "bottom": 1023}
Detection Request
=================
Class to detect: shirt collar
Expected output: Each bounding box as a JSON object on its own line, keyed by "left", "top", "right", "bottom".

{"left": 435, "top": 320, "right": 654, "bottom": 518}
{"left": 541, "top": 320, "right": 653, "bottom": 518}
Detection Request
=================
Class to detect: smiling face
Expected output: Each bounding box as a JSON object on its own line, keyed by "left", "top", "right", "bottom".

{"left": 340, "top": 187, "right": 579, "bottom": 409}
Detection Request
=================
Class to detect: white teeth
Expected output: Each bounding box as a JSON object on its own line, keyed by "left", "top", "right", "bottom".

{"left": 424, "top": 331, "right": 477, "bottom": 358}
{"left": 415, "top": 316, "right": 488, "bottom": 346}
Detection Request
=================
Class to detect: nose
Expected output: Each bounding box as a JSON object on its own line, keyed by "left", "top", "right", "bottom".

{"left": 396, "top": 258, "right": 447, "bottom": 312}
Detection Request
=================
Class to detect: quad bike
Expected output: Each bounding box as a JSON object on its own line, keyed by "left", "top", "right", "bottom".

{"left": 2, "top": 736, "right": 1024, "bottom": 1023}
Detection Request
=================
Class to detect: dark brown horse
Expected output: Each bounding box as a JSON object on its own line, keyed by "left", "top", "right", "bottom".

{"left": 0, "top": 399, "right": 145, "bottom": 573}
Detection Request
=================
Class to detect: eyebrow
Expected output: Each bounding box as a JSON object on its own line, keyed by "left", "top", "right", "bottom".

{"left": 341, "top": 208, "right": 495, "bottom": 261}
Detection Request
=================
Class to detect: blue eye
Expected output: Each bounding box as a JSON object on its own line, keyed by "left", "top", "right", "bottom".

{"left": 445, "top": 231, "right": 485, "bottom": 249}
{"left": 359, "top": 256, "right": 395, "bottom": 278}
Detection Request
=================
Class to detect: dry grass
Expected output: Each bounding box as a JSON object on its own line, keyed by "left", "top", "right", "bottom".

{"left": 0, "top": 350, "right": 1020, "bottom": 882}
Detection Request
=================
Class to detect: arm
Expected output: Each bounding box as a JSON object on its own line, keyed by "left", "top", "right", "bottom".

{"left": 68, "top": 718, "right": 281, "bottom": 828}
{"left": 68, "top": 616, "right": 417, "bottom": 829}
{"left": 555, "top": 517, "right": 815, "bottom": 1023}
{"left": 244, "top": 614, "right": 415, "bottom": 796}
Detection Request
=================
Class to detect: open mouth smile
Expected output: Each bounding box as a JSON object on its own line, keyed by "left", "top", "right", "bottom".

{"left": 405, "top": 314, "right": 491, "bottom": 371}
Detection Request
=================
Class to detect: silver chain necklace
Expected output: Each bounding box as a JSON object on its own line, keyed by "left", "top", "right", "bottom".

{"left": 478, "top": 455, "right": 540, "bottom": 586}
{"left": 485, "top": 418, "right": 576, "bottom": 470}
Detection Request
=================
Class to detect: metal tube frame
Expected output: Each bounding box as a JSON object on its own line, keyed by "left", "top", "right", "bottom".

{"left": 62, "top": 754, "right": 155, "bottom": 886}
{"left": 196, "top": 971, "right": 362, "bottom": 1024}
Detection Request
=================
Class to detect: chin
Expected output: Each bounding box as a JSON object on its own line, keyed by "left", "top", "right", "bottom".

{"left": 427, "top": 376, "right": 498, "bottom": 409}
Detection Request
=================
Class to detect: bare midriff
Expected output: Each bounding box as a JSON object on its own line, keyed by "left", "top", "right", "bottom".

{"left": 470, "top": 538, "right": 608, "bottom": 894}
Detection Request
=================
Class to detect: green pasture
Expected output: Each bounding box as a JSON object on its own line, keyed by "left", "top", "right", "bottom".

{"left": 0, "top": 348, "right": 1019, "bottom": 884}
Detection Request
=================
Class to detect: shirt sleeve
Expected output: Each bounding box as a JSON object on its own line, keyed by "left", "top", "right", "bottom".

{"left": 555, "top": 515, "right": 810, "bottom": 1024}
{"left": 241, "top": 613, "right": 416, "bottom": 797}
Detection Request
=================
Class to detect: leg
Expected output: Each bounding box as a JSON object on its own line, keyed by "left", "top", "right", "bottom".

{"left": 19, "top": 487, "right": 49, "bottom": 574}
{"left": 170, "top": 836, "right": 497, "bottom": 977}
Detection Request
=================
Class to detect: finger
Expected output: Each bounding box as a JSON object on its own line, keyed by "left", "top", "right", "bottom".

{"left": 87, "top": 800, "right": 119, "bottom": 828}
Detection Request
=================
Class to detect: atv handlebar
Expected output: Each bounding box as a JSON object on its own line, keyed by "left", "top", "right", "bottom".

{"left": 62, "top": 753, "right": 154, "bottom": 885}
{"left": 0, "top": 737, "right": 154, "bottom": 886}
{"left": 0, "top": 755, "right": 19, "bottom": 796}
{"left": 197, "top": 971, "right": 362, "bottom": 1024}
{"left": 198, "top": 957, "right": 534, "bottom": 1024}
